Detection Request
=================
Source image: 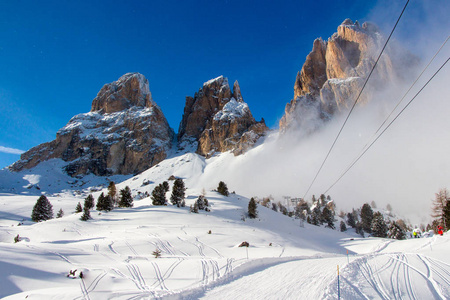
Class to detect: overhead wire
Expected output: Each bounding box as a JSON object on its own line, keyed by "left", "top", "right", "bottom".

{"left": 323, "top": 55, "right": 450, "bottom": 195}
{"left": 302, "top": 0, "right": 410, "bottom": 200}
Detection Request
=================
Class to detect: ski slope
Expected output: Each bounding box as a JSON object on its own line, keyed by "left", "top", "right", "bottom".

{"left": 0, "top": 152, "right": 449, "bottom": 299}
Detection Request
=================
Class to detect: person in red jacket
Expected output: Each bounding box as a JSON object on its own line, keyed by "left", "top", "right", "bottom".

{"left": 437, "top": 225, "right": 444, "bottom": 236}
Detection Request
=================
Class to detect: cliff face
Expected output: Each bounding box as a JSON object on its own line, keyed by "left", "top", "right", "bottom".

{"left": 280, "top": 19, "right": 417, "bottom": 133}
{"left": 178, "top": 76, "right": 267, "bottom": 157}
{"left": 10, "top": 73, "right": 174, "bottom": 176}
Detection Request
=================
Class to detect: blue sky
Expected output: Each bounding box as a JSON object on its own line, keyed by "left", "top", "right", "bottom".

{"left": 0, "top": 1, "right": 447, "bottom": 169}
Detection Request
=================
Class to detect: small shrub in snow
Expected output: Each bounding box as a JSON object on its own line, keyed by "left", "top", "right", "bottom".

{"left": 56, "top": 208, "right": 64, "bottom": 218}
{"left": 14, "top": 234, "right": 20, "bottom": 243}
{"left": 217, "top": 181, "right": 229, "bottom": 196}
{"left": 75, "top": 202, "right": 83, "bottom": 213}
{"left": 153, "top": 249, "right": 162, "bottom": 258}
{"left": 31, "top": 195, "right": 53, "bottom": 222}
{"left": 238, "top": 241, "right": 249, "bottom": 247}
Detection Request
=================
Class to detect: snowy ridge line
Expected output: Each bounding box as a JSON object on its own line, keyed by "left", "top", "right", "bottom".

{"left": 160, "top": 254, "right": 343, "bottom": 300}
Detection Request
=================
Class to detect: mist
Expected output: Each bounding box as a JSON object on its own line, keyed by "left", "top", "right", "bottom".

{"left": 196, "top": 1, "right": 450, "bottom": 225}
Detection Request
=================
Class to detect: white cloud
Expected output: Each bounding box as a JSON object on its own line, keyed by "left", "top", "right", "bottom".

{"left": 0, "top": 146, "right": 25, "bottom": 155}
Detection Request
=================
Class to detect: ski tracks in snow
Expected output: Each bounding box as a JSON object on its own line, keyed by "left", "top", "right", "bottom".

{"left": 334, "top": 252, "right": 450, "bottom": 300}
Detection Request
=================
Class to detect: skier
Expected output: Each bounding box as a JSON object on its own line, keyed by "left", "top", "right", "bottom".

{"left": 413, "top": 230, "right": 417, "bottom": 238}
{"left": 437, "top": 225, "right": 444, "bottom": 236}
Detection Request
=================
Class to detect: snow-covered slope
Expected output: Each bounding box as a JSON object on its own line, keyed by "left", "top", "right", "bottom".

{"left": 1, "top": 150, "right": 449, "bottom": 299}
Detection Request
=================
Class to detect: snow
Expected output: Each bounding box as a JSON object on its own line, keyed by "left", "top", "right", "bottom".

{"left": 213, "top": 98, "right": 249, "bottom": 121}
{"left": 203, "top": 75, "right": 227, "bottom": 87}
{"left": 1, "top": 151, "right": 449, "bottom": 299}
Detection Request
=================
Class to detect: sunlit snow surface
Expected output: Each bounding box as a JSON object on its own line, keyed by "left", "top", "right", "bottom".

{"left": 0, "top": 152, "right": 449, "bottom": 299}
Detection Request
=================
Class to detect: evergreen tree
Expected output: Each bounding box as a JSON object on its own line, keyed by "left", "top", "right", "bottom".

{"left": 443, "top": 200, "right": 450, "bottom": 231}
{"left": 151, "top": 184, "right": 166, "bottom": 206}
{"left": 119, "top": 186, "right": 133, "bottom": 208}
{"left": 31, "top": 195, "right": 54, "bottom": 222}
{"left": 321, "top": 207, "right": 335, "bottom": 229}
{"left": 360, "top": 203, "right": 374, "bottom": 233}
{"left": 217, "top": 181, "right": 229, "bottom": 196}
{"left": 311, "top": 206, "right": 321, "bottom": 226}
{"left": 96, "top": 193, "right": 106, "bottom": 211}
{"left": 355, "top": 222, "right": 365, "bottom": 237}
{"left": 196, "top": 195, "right": 205, "bottom": 210}
{"left": 107, "top": 181, "right": 117, "bottom": 206}
{"left": 75, "top": 202, "right": 83, "bottom": 213}
{"left": 388, "top": 221, "right": 406, "bottom": 240}
{"left": 84, "top": 194, "right": 95, "bottom": 210}
{"left": 56, "top": 208, "right": 64, "bottom": 218}
{"left": 248, "top": 197, "right": 258, "bottom": 219}
{"left": 371, "top": 212, "right": 388, "bottom": 238}
{"left": 162, "top": 181, "right": 170, "bottom": 193}
{"left": 271, "top": 202, "right": 278, "bottom": 212}
{"left": 80, "top": 206, "right": 91, "bottom": 221}
{"left": 97, "top": 192, "right": 114, "bottom": 211}
{"left": 340, "top": 221, "right": 347, "bottom": 232}
{"left": 347, "top": 212, "right": 356, "bottom": 228}
{"left": 170, "top": 178, "right": 185, "bottom": 207}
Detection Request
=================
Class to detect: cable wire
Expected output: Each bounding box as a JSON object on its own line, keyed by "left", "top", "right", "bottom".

{"left": 302, "top": 0, "right": 410, "bottom": 200}
{"left": 324, "top": 56, "right": 449, "bottom": 194}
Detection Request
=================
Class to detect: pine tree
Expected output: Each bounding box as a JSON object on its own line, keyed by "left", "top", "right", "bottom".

{"left": 248, "top": 197, "right": 258, "bottom": 219}
{"left": 340, "top": 221, "right": 347, "bottom": 232}
{"left": 84, "top": 194, "right": 95, "bottom": 210}
{"left": 196, "top": 195, "right": 205, "bottom": 210}
{"left": 443, "top": 200, "right": 450, "bottom": 231}
{"left": 80, "top": 206, "right": 91, "bottom": 221}
{"left": 346, "top": 212, "right": 356, "bottom": 228}
{"left": 56, "top": 208, "right": 64, "bottom": 218}
{"left": 119, "top": 186, "right": 133, "bottom": 208}
{"left": 31, "top": 195, "right": 54, "bottom": 222}
{"left": 360, "top": 203, "right": 374, "bottom": 233}
{"left": 96, "top": 192, "right": 114, "bottom": 211}
{"left": 321, "top": 207, "right": 335, "bottom": 229}
{"left": 151, "top": 184, "right": 166, "bottom": 206}
{"left": 170, "top": 178, "right": 185, "bottom": 207}
{"left": 311, "top": 206, "right": 321, "bottom": 226}
{"left": 107, "top": 181, "right": 117, "bottom": 206}
{"left": 388, "top": 221, "right": 406, "bottom": 240}
{"left": 217, "top": 181, "right": 229, "bottom": 196}
{"left": 162, "top": 181, "right": 170, "bottom": 193}
{"left": 371, "top": 212, "right": 388, "bottom": 238}
{"left": 75, "top": 202, "right": 83, "bottom": 213}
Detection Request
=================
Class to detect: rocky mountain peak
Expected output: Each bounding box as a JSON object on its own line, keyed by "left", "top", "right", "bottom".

{"left": 11, "top": 73, "right": 174, "bottom": 176}
{"left": 280, "top": 18, "right": 417, "bottom": 133}
{"left": 179, "top": 76, "right": 267, "bottom": 156}
{"left": 91, "top": 72, "right": 155, "bottom": 114}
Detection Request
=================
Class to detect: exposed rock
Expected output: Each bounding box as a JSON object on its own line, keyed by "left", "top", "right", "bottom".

{"left": 179, "top": 76, "right": 267, "bottom": 156}
{"left": 280, "top": 19, "right": 418, "bottom": 133}
{"left": 11, "top": 73, "right": 174, "bottom": 176}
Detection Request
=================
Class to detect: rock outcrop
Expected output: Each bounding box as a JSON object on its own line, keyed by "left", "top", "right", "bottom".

{"left": 178, "top": 76, "right": 267, "bottom": 156}
{"left": 280, "top": 19, "right": 418, "bottom": 133}
{"left": 10, "top": 73, "right": 174, "bottom": 176}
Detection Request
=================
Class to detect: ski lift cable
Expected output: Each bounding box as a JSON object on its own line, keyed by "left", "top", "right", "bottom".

{"left": 302, "top": 0, "right": 410, "bottom": 200}
{"left": 324, "top": 56, "right": 450, "bottom": 195}
{"left": 355, "top": 36, "right": 449, "bottom": 158}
